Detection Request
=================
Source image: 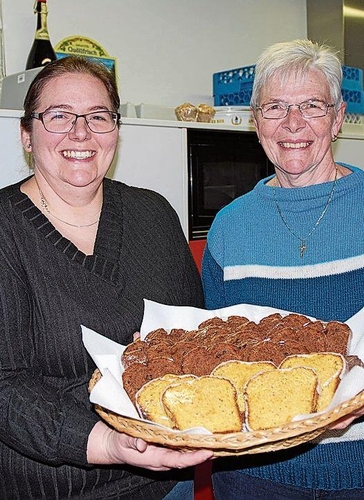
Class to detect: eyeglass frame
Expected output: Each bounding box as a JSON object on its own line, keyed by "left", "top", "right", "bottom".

{"left": 256, "top": 99, "right": 335, "bottom": 120}
{"left": 30, "top": 110, "right": 121, "bottom": 134}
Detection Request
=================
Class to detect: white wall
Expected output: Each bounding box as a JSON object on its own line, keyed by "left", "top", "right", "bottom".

{"left": 1, "top": 0, "right": 307, "bottom": 107}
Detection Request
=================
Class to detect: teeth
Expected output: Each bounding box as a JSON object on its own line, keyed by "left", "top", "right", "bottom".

{"left": 280, "top": 142, "right": 310, "bottom": 149}
{"left": 62, "top": 150, "right": 95, "bottom": 159}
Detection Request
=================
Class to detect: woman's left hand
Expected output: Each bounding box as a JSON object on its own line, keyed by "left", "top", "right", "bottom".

{"left": 329, "top": 404, "right": 364, "bottom": 429}
{"left": 88, "top": 421, "right": 213, "bottom": 470}
{"left": 111, "top": 433, "right": 213, "bottom": 471}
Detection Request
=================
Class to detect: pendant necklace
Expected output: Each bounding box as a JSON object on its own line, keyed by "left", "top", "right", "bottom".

{"left": 38, "top": 188, "right": 100, "bottom": 228}
{"left": 273, "top": 165, "right": 338, "bottom": 258}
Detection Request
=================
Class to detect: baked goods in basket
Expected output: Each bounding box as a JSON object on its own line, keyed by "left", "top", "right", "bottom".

{"left": 244, "top": 367, "right": 319, "bottom": 431}
{"left": 279, "top": 352, "right": 346, "bottom": 412}
{"left": 161, "top": 376, "right": 242, "bottom": 433}
{"left": 211, "top": 360, "right": 276, "bottom": 413}
{"left": 136, "top": 374, "right": 197, "bottom": 428}
{"left": 324, "top": 321, "right": 352, "bottom": 356}
{"left": 122, "top": 357, "right": 182, "bottom": 402}
{"left": 120, "top": 312, "right": 353, "bottom": 432}
{"left": 132, "top": 353, "right": 346, "bottom": 432}
{"left": 88, "top": 367, "right": 364, "bottom": 456}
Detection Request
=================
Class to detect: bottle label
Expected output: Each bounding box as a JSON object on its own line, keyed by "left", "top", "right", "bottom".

{"left": 35, "top": 4, "right": 50, "bottom": 41}
{"left": 35, "top": 27, "right": 50, "bottom": 41}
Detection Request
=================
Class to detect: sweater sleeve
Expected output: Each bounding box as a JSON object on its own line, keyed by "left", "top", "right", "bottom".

{"left": 0, "top": 216, "right": 98, "bottom": 468}
{"left": 201, "top": 241, "right": 226, "bottom": 310}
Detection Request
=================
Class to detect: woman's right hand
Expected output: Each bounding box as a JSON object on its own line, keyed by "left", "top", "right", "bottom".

{"left": 87, "top": 421, "right": 213, "bottom": 471}
{"left": 328, "top": 404, "right": 364, "bottom": 430}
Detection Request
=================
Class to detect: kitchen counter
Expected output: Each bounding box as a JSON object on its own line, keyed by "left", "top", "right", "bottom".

{"left": 123, "top": 117, "right": 364, "bottom": 139}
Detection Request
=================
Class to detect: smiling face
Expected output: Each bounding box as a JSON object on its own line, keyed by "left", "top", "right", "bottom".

{"left": 253, "top": 68, "right": 346, "bottom": 186}
{"left": 21, "top": 73, "right": 119, "bottom": 190}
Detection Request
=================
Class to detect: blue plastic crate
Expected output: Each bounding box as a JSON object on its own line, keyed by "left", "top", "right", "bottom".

{"left": 341, "top": 88, "right": 364, "bottom": 114}
{"left": 342, "top": 65, "right": 363, "bottom": 91}
{"left": 213, "top": 64, "right": 364, "bottom": 112}
{"left": 214, "top": 87, "right": 253, "bottom": 107}
{"left": 213, "top": 65, "right": 255, "bottom": 106}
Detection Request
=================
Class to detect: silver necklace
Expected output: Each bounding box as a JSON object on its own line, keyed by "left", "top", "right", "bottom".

{"left": 38, "top": 188, "right": 100, "bottom": 228}
{"left": 273, "top": 166, "right": 338, "bottom": 258}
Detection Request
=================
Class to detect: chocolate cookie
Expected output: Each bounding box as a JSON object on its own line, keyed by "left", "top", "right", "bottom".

{"left": 181, "top": 346, "right": 215, "bottom": 376}
{"left": 198, "top": 317, "right": 225, "bottom": 329}
{"left": 208, "top": 342, "right": 243, "bottom": 369}
{"left": 247, "top": 338, "right": 308, "bottom": 365}
{"left": 280, "top": 313, "right": 312, "bottom": 329}
{"left": 122, "top": 362, "right": 153, "bottom": 402}
{"left": 168, "top": 328, "right": 188, "bottom": 341}
{"left": 145, "top": 328, "right": 169, "bottom": 344}
{"left": 268, "top": 326, "right": 300, "bottom": 343}
{"left": 300, "top": 322, "right": 327, "bottom": 352}
{"left": 324, "top": 321, "right": 351, "bottom": 355}
{"left": 170, "top": 340, "right": 199, "bottom": 369}
{"left": 146, "top": 341, "right": 174, "bottom": 361}
{"left": 121, "top": 340, "right": 148, "bottom": 368}
{"left": 226, "top": 315, "right": 250, "bottom": 329}
{"left": 150, "top": 357, "right": 183, "bottom": 378}
{"left": 258, "top": 313, "right": 283, "bottom": 334}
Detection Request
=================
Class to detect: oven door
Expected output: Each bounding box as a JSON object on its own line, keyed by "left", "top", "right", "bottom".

{"left": 188, "top": 129, "right": 274, "bottom": 240}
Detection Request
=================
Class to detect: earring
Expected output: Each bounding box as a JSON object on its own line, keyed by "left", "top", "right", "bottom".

{"left": 331, "top": 135, "right": 338, "bottom": 142}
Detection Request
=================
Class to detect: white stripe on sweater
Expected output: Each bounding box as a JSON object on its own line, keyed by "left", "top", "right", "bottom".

{"left": 224, "top": 254, "right": 364, "bottom": 281}
{"left": 313, "top": 420, "right": 364, "bottom": 445}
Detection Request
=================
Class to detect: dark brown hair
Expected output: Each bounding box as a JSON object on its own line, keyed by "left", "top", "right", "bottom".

{"left": 21, "top": 56, "right": 120, "bottom": 132}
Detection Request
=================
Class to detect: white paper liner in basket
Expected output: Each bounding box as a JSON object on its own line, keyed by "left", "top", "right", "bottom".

{"left": 82, "top": 300, "right": 364, "bottom": 454}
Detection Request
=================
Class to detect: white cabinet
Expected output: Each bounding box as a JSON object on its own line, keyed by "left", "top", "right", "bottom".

{"left": 332, "top": 135, "right": 364, "bottom": 169}
{"left": 110, "top": 123, "right": 189, "bottom": 236}
{"left": 0, "top": 111, "right": 31, "bottom": 186}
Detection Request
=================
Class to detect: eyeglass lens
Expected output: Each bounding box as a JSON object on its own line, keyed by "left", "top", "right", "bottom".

{"left": 42, "top": 111, "right": 118, "bottom": 133}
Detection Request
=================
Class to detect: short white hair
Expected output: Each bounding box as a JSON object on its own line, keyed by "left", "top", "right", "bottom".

{"left": 251, "top": 39, "right": 343, "bottom": 110}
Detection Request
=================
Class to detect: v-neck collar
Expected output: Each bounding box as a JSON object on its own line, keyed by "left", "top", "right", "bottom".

{"left": 11, "top": 178, "right": 122, "bottom": 284}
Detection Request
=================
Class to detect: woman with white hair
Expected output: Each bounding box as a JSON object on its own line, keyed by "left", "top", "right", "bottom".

{"left": 203, "top": 39, "right": 364, "bottom": 499}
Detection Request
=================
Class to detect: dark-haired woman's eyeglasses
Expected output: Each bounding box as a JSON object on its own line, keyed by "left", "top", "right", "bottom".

{"left": 31, "top": 110, "right": 121, "bottom": 133}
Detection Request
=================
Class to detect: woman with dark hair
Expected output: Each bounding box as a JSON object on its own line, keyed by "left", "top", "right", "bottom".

{"left": 0, "top": 55, "right": 212, "bottom": 499}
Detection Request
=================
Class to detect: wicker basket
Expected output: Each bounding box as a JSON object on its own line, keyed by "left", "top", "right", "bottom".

{"left": 88, "top": 369, "right": 364, "bottom": 457}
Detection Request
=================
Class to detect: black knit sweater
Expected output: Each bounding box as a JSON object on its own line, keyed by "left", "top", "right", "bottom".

{"left": 0, "top": 178, "right": 204, "bottom": 500}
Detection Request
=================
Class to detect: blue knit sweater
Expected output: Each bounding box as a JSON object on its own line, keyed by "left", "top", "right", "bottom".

{"left": 202, "top": 164, "right": 364, "bottom": 489}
